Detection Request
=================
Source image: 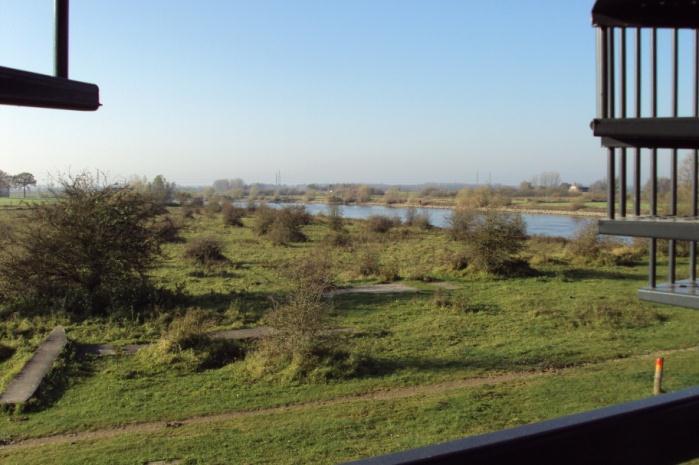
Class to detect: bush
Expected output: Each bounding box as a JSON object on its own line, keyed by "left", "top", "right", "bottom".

{"left": 253, "top": 205, "right": 276, "bottom": 235}
{"left": 378, "top": 258, "right": 400, "bottom": 283}
{"left": 254, "top": 206, "right": 309, "bottom": 245}
{"left": 247, "top": 279, "right": 363, "bottom": 383}
{"left": 184, "top": 237, "right": 227, "bottom": 265}
{"left": 447, "top": 208, "right": 477, "bottom": 240}
{"left": 404, "top": 207, "right": 431, "bottom": 229}
{"left": 327, "top": 204, "right": 344, "bottom": 232}
{"left": 324, "top": 229, "right": 352, "bottom": 248}
{"left": 0, "top": 343, "right": 14, "bottom": 363}
{"left": 449, "top": 209, "right": 527, "bottom": 274}
{"left": 221, "top": 202, "right": 245, "bottom": 227}
{"left": 357, "top": 247, "right": 381, "bottom": 276}
{"left": 205, "top": 199, "right": 222, "bottom": 215}
{"left": 0, "top": 175, "right": 166, "bottom": 315}
{"left": 140, "top": 309, "right": 243, "bottom": 370}
{"left": 283, "top": 249, "right": 336, "bottom": 293}
{"left": 383, "top": 187, "right": 404, "bottom": 205}
{"left": 365, "top": 215, "right": 399, "bottom": 234}
{"left": 154, "top": 215, "right": 183, "bottom": 243}
{"left": 567, "top": 223, "right": 642, "bottom": 266}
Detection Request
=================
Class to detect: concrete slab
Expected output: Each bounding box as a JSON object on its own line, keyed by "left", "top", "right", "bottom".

{"left": 0, "top": 326, "right": 67, "bottom": 405}
{"left": 325, "top": 283, "right": 418, "bottom": 296}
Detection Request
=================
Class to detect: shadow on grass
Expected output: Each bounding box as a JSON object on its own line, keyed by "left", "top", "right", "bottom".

{"left": 537, "top": 268, "right": 646, "bottom": 281}
{"left": 21, "top": 344, "right": 96, "bottom": 413}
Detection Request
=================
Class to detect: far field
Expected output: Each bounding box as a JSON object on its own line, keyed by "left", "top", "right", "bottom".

{"left": 1, "top": 206, "right": 699, "bottom": 464}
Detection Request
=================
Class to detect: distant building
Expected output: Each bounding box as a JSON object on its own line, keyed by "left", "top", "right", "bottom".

{"left": 569, "top": 183, "right": 589, "bottom": 193}
{"left": 0, "top": 185, "right": 9, "bottom": 197}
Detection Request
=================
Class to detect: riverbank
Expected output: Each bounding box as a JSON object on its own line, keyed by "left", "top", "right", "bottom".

{"left": 277, "top": 199, "right": 605, "bottom": 218}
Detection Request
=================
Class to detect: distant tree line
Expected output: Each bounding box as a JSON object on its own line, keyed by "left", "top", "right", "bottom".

{"left": 0, "top": 170, "right": 37, "bottom": 198}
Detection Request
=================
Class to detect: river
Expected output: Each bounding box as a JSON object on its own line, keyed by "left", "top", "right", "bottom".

{"left": 260, "top": 202, "right": 592, "bottom": 238}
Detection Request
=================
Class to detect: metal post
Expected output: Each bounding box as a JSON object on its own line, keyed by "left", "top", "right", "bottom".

{"left": 608, "top": 28, "right": 616, "bottom": 219}
{"left": 650, "top": 28, "right": 658, "bottom": 288}
{"left": 620, "top": 28, "right": 627, "bottom": 217}
{"left": 634, "top": 28, "right": 642, "bottom": 217}
{"left": 55, "top": 0, "right": 69, "bottom": 78}
{"left": 669, "top": 29, "right": 679, "bottom": 284}
{"left": 692, "top": 30, "right": 699, "bottom": 283}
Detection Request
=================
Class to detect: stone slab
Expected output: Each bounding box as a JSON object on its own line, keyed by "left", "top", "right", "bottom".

{"left": 0, "top": 326, "right": 67, "bottom": 405}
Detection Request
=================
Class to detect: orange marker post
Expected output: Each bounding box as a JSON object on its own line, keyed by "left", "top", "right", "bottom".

{"left": 653, "top": 357, "right": 664, "bottom": 396}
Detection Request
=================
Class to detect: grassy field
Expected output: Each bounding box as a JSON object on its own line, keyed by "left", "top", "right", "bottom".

{"left": 1, "top": 207, "right": 699, "bottom": 464}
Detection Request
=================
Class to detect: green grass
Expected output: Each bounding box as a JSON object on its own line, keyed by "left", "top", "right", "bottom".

{"left": 1, "top": 207, "right": 699, "bottom": 463}
{"left": 3, "top": 349, "right": 699, "bottom": 464}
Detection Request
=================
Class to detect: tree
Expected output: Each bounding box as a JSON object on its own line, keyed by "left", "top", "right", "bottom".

{"left": 0, "top": 170, "right": 11, "bottom": 196}
{"left": 531, "top": 171, "right": 562, "bottom": 189}
{"left": 0, "top": 175, "right": 167, "bottom": 314}
{"left": 12, "top": 172, "right": 36, "bottom": 198}
{"left": 150, "top": 174, "right": 175, "bottom": 204}
{"left": 212, "top": 179, "right": 231, "bottom": 193}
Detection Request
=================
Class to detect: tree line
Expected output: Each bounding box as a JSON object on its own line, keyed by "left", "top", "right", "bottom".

{"left": 0, "top": 170, "right": 37, "bottom": 198}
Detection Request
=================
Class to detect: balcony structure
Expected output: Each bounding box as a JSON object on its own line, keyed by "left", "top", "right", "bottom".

{"left": 592, "top": 0, "right": 699, "bottom": 308}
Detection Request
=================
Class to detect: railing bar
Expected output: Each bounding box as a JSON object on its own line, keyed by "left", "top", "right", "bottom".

{"left": 598, "top": 27, "right": 609, "bottom": 118}
{"left": 670, "top": 28, "right": 679, "bottom": 284}
{"left": 55, "top": 0, "right": 69, "bottom": 79}
{"left": 634, "top": 28, "right": 642, "bottom": 217}
{"left": 608, "top": 28, "right": 616, "bottom": 219}
{"left": 620, "top": 28, "right": 627, "bottom": 217}
{"left": 650, "top": 28, "right": 658, "bottom": 288}
{"left": 693, "top": 29, "right": 699, "bottom": 283}
{"left": 609, "top": 27, "right": 616, "bottom": 119}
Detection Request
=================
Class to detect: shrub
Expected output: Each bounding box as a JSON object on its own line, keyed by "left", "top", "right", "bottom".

{"left": 566, "top": 223, "right": 642, "bottom": 266}
{"left": 357, "top": 247, "right": 381, "bottom": 276}
{"left": 446, "top": 250, "right": 469, "bottom": 271}
{"left": 184, "top": 237, "right": 226, "bottom": 265}
{"left": 253, "top": 205, "right": 277, "bottom": 236}
{"left": 404, "top": 207, "right": 431, "bottom": 229}
{"left": 0, "top": 175, "right": 166, "bottom": 315}
{"left": 221, "top": 202, "right": 245, "bottom": 227}
{"left": 189, "top": 196, "right": 204, "bottom": 208}
{"left": 254, "top": 206, "right": 309, "bottom": 245}
{"left": 205, "top": 199, "right": 222, "bottom": 215}
{"left": 365, "top": 215, "right": 399, "bottom": 234}
{"left": 447, "top": 208, "right": 477, "bottom": 240}
{"left": 140, "top": 309, "right": 243, "bottom": 370}
{"left": 327, "top": 204, "right": 344, "bottom": 232}
{"left": 450, "top": 209, "right": 527, "bottom": 274}
{"left": 283, "top": 249, "right": 336, "bottom": 293}
{"left": 324, "top": 230, "right": 352, "bottom": 248}
{"left": 566, "top": 222, "right": 608, "bottom": 259}
{"left": 455, "top": 186, "right": 510, "bottom": 209}
{"left": 0, "top": 343, "right": 14, "bottom": 363}
{"left": 383, "top": 187, "right": 404, "bottom": 205}
{"left": 247, "top": 281, "right": 363, "bottom": 383}
{"left": 378, "top": 258, "right": 400, "bottom": 283}
{"left": 154, "top": 215, "right": 183, "bottom": 243}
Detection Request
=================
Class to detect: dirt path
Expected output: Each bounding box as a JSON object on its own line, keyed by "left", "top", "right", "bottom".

{"left": 2, "top": 344, "right": 696, "bottom": 452}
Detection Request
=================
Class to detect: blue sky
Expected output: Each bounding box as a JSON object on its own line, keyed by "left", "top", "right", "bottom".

{"left": 1, "top": 1, "right": 609, "bottom": 186}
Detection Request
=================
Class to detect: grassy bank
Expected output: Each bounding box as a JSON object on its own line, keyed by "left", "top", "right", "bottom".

{"left": 0, "top": 206, "right": 696, "bottom": 463}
